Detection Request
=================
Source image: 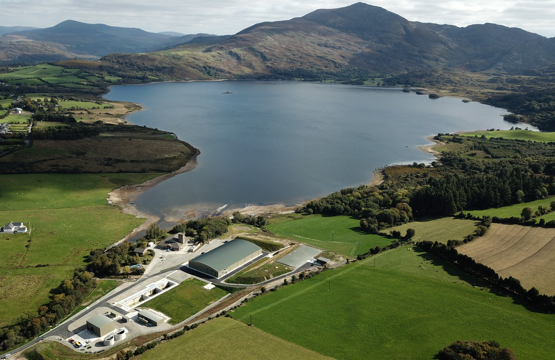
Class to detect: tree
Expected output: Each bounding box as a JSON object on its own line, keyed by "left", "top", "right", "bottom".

{"left": 122, "top": 266, "right": 131, "bottom": 278}
{"left": 405, "top": 228, "right": 416, "bottom": 240}
{"left": 521, "top": 206, "right": 534, "bottom": 221}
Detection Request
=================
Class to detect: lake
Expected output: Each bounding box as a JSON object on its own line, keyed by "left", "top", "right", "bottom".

{"left": 105, "top": 81, "right": 520, "bottom": 224}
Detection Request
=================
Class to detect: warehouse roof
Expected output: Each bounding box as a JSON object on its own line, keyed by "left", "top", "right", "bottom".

{"left": 190, "top": 239, "right": 262, "bottom": 273}
{"left": 87, "top": 314, "right": 113, "bottom": 328}
{"left": 139, "top": 309, "right": 163, "bottom": 323}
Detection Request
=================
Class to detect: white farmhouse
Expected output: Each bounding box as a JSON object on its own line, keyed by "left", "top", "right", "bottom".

{"left": 1, "top": 222, "right": 28, "bottom": 233}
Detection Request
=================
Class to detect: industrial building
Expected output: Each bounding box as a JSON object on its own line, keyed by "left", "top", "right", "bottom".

{"left": 188, "top": 239, "right": 262, "bottom": 278}
{"left": 86, "top": 314, "right": 116, "bottom": 337}
{"left": 138, "top": 309, "right": 164, "bottom": 326}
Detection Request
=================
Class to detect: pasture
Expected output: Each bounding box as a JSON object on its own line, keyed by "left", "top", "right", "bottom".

{"left": 465, "top": 197, "right": 555, "bottom": 218}
{"left": 232, "top": 246, "right": 555, "bottom": 359}
{"left": 267, "top": 214, "right": 393, "bottom": 257}
{"left": 142, "top": 278, "right": 228, "bottom": 324}
{"left": 459, "top": 224, "right": 555, "bottom": 295}
{"left": 387, "top": 217, "right": 477, "bottom": 243}
{"left": 0, "top": 173, "right": 158, "bottom": 326}
{"left": 461, "top": 130, "right": 555, "bottom": 142}
{"left": 226, "top": 256, "right": 292, "bottom": 284}
{"left": 138, "top": 317, "right": 332, "bottom": 360}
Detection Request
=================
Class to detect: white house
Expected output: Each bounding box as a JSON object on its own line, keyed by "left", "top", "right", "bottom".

{"left": 1, "top": 222, "right": 28, "bottom": 233}
{"left": 13, "top": 108, "right": 22, "bottom": 114}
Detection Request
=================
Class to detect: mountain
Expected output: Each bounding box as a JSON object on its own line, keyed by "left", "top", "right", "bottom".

{"left": 0, "top": 26, "right": 38, "bottom": 36}
{"left": 8, "top": 20, "right": 189, "bottom": 57}
{"left": 101, "top": 2, "right": 553, "bottom": 80}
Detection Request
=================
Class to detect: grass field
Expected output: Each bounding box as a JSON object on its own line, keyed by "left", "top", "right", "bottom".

{"left": 58, "top": 100, "right": 113, "bottom": 110}
{"left": 3, "top": 114, "right": 31, "bottom": 124}
{"left": 267, "top": 214, "right": 393, "bottom": 257}
{"left": 459, "top": 224, "right": 555, "bottom": 295}
{"left": 231, "top": 246, "right": 555, "bottom": 359}
{"left": 142, "top": 278, "right": 228, "bottom": 324}
{"left": 137, "top": 317, "right": 332, "bottom": 360}
{"left": 461, "top": 130, "right": 555, "bottom": 142}
{"left": 226, "top": 257, "right": 292, "bottom": 284}
{"left": 387, "top": 217, "right": 478, "bottom": 243}
{"left": 464, "top": 197, "right": 555, "bottom": 218}
{"left": 0, "top": 173, "right": 158, "bottom": 326}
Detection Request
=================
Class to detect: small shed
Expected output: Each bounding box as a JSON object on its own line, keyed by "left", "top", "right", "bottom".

{"left": 86, "top": 314, "right": 116, "bottom": 337}
{"left": 134, "top": 247, "right": 147, "bottom": 256}
{"left": 138, "top": 310, "right": 164, "bottom": 326}
{"left": 316, "top": 257, "right": 331, "bottom": 265}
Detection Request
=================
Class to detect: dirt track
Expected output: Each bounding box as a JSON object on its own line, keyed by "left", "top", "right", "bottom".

{"left": 459, "top": 224, "right": 555, "bottom": 295}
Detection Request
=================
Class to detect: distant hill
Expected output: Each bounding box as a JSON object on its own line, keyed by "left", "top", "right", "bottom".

{"left": 0, "top": 21, "right": 215, "bottom": 63}
{"left": 0, "top": 26, "right": 38, "bottom": 36}
{"left": 158, "top": 31, "right": 185, "bottom": 37}
{"left": 101, "top": 2, "right": 554, "bottom": 80}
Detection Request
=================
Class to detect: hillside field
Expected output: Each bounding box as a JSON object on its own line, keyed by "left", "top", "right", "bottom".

{"left": 459, "top": 224, "right": 555, "bottom": 295}
{"left": 267, "top": 214, "right": 393, "bottom": 257}
{"left": 0, "top": 173, "right": 158, "bottom": 326}
{"left": 232, "top": 246, "right": 555, "bottom": 359}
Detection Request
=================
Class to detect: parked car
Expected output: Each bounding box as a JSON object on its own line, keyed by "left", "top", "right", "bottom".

{"left": 75, "top": 341, "right": 82, "bottom": 348}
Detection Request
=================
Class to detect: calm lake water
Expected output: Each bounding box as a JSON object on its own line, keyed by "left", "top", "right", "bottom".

{"left": 105, "top": 81, "right": 520, "bottom": 224}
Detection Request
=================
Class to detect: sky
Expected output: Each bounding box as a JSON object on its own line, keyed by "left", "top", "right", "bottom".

{"left": 1, "top": 0, "right": 554, "bottom": 38}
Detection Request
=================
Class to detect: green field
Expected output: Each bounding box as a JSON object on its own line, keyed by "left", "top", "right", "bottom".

{"left": 142, "top": 278, "right": 228, "bottom": 324}
{"left": 232, "top": 246, "right": 555, "bottom": 359}
{"left": 267, "top": 214, "right": 393, "bottom": 257}
{"left": 461, "top": 130, "right": 555, "bottom": 142}
{"left": 226, "top": 258, "right": 292, "bottom": 284}
{"left": 465, "top": 197, "right": 555, "bottom": 218}
{"left": 138, "top": 317, "right": 332, "bottom": 360}
{"left": 58, "top": 100, "right": 112, "bottom": 109}
{"left": 387, "top": 217, "right": 477, "bottom": 243}
{"left": 0, "top": 173, "right": 159, "bottom": 326}
{"left": 0, "top": 64, "right": 63, "bottom": 79}
{"left": 3, "top": 114, "right": 31, "bottom": 124}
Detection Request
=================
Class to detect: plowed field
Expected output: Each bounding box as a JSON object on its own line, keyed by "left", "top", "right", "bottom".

{"left": 459, "top": 224, "right": 555, "bottom": 295}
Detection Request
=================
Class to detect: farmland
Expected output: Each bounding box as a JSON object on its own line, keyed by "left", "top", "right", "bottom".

{"left": 459, "top": 224, "right": 555, "bottom": 295}
{"left": 0, "top": 64, "right": 99, "bottom": 90}
{"left": 464, "top": 197, "right": 555, "bottom": 218}
{"left": 387, "top": 217, "right": 478, "bottom": 243}
{"left": 142, "top": 278, "right": 228, "bottom": 324}
{"left": 0, "top": 173, "right": 158, "bottom": 327}
{"left": 232, "top": 246, "right": 555, "bottom": 359}
{"left": 460, "top": 130, "right": 555, "bottom": 142}
{"left": 267, "top": 214, "right": 393, "bottom": 257}
{"left": 137, "top": 317, "right": 332, "bottom": 360}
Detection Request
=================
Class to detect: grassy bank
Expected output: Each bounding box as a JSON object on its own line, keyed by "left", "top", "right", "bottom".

{"left": 460, "top": 130, "right": 555, "bottom": 142}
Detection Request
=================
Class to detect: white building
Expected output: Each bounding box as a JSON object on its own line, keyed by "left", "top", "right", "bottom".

{"left": 1, "top": 222, "right": 28, "bottom": 233}
{"left": 13, "top": 108, "right": 22, "bottom": 114}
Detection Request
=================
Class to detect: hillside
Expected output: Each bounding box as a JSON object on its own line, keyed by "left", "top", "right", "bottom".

{"left": 100, "top": 2, "right": 553, "bottom": 81}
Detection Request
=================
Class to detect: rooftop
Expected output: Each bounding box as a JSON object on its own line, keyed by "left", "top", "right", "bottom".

{"left": 190, "top": 239, "right": 262, "bottom": 273}
{"left": 139, "top": 309, "right": 163, "bottom": 323}
{"left": 87, "top": 314, "right": 113, "bottom": 329}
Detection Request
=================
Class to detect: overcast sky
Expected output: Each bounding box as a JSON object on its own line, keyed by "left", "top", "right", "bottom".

{"left": 1, "top": 0, "right": 554, "bottom": 37}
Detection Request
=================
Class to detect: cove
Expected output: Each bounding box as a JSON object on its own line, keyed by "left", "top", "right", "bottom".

{"left": 105, "top": 81, "right": 519, "bottom": 224}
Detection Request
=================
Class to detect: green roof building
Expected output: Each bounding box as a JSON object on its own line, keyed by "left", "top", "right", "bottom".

{"left": 188, "top": 239, "right": 263, "bottom": 278}
{"left": 86, "top": 314, "right": 116, "bottom": 337}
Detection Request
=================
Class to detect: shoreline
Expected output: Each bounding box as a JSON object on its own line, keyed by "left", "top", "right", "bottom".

{"left": 107, "top": 152, "right": 199, "bottom": 243}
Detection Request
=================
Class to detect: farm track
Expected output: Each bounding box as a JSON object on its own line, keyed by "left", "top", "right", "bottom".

{"left": 459, "top": 224, "right": 555, "bottom": 294}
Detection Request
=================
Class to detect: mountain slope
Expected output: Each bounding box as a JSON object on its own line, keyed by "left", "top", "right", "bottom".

{"left": 102, "top": 2, "right": 553, "bottom": 80}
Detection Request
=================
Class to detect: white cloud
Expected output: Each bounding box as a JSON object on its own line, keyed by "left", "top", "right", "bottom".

{"left": 0, "top": 0, "right": 554, "bottom": 37}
